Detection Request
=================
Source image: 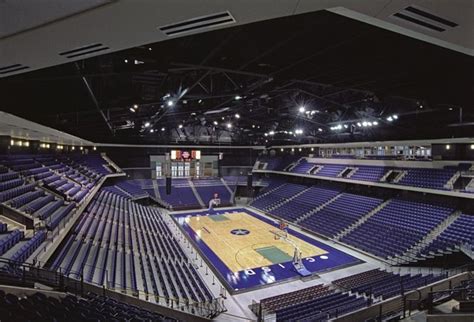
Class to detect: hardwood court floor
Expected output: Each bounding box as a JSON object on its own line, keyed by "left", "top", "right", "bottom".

{"left": 186, "top": 212, "right": 327, "bottom": 272}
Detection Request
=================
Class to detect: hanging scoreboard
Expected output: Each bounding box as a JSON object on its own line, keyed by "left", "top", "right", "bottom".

{"left": 171, "top": 150, "right": 201, "bottom": 161}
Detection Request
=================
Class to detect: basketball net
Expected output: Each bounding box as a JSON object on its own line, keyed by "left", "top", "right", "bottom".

{"left": 208, "top": 198, "right": 221, "bottom": 210}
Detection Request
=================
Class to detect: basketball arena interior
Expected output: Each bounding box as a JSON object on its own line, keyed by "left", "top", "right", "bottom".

{"left": 0, "top": 1, "right": 473, "bottom": 321}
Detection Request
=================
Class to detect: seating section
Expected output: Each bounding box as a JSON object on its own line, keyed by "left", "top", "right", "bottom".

{"left": 259, "top": 283, "right": 367, "bottom": 321}
{"left": 350, "top": 166, "right": 388, "bottom": 182}
{"left": 0, "top": 229, "right": 24, "bottom": 256}
{"left": 250, "top": 183, "right": 307, "bottom": 212}
{"left": 8, "top": 230, "right": 47, "bottom": 264}
{"left": 300, "top": 194, "right": 383, "bottom": 238}
{"left": 316, "top": 164, "right": 347, "bottom": 177}
{"left": 115, "top": 180, "right": 149, "bottom": 199}
{"left": 333, "top": 269, "right": 445, "bottom": 300}
{"left": 193, "top": 178, "right": 232, "bottom": 206}
{"left": 342, "top": 200, "right": 453, "bottom": 258}
{"left": 396, "top": 168, "right": 456, "bottom": 190}
{"left": 290, "top": 159, "right": 316, "bottom": 174}
{"left": 157, "top": 179, "right": 201, "bottom": 209}
{"left": 0, "top": 224, "right": 46, "bottom": 265}
{"left": 270, "top": 186, "right": 340, "bottom": 222}
{"left": 0, "top": 290, "right": 175, "bottom": 322}
{"left": 0, "top": 154, "right": 117, "bottom": 230}
{"left": 256, "top": 156, "right": 471, "bottom": 192}
{"left": 51, "top": 189, "right": 213, "bottom": 304}
{"left": 256, "top": 155, "right": 300, "bottom": 171}
{"left": 418, "top": 213, "right": 474, "bottom": 257}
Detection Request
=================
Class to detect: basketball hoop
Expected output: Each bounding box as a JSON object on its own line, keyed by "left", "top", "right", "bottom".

{"left": 208, "top": 193, "right": 221, "bottom": 210}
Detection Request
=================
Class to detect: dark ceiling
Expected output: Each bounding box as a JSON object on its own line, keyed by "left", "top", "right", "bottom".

{"left": 1, "top": 10, "right": 473, "bottom": 145}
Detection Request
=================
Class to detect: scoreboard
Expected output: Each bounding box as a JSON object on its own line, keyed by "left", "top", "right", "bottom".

{"left": 171, "top": 150, "right": 201, "bottom": 161}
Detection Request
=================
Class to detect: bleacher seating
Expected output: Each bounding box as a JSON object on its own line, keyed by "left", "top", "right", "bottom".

{"left": 0, "top": 290, "right": 176, "bottom": 322}
{"left": 332, "top": 269, "right": 445, "bottom": 299}
{"left": 342, "top": 200, "right": 453, "bottom": 258}
{"left": 157, "top": 179, "right": 201, "bottom": 209}
{"left": 396, "top": 168, "right": 456, "bottom": 190}
{"left": 193, "top": 178, "right": 232, "bottom": 206}
{"left": 115, "top": 180, "right": 149, "bottom": 199}
{"left": 258, "top": 283, "right": 367, "bottom": 321}
{"left": 50, "top": 189, "right": 213, "bottom": 304}
{"left": 350, "top": 166, "right": 388, "bottom": 181}
{"left": 256, "top": 156, "right": 470, "bottom": 192}
{"left": 418, "top": 213, "right": 474, "bottom": 257}
{"left": 300, "top": 193, "right": 383, "bottom": 238}
{"left": 269, "top": 186, "right": 340, "bottom": 222}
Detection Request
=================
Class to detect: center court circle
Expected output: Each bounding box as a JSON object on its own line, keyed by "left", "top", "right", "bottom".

{"left": 230, "top": 229, "right": 250, "bottom": 236}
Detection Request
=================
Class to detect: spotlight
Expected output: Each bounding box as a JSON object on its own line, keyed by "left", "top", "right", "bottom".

{"left": 234, "top": 113, "right": 240, "bottom": 119}
{"left": 79, "top": 146, "right": 83, "bottom": 150}
{"left": 280, "top": 148, "right": 284, "bottom": 152}
{"left": 471, "top": 144, "right": 474, "bottom": 150}
{"left": 373, "top": 121, "right": 378, "bottom": 126}
{"left": 367, "top": 122, "right": 373, "bottom": 126}
{"left": 252, "top": 124, "right": 255, "bottom": 128}
{"left": 167, "top": 100, "right": 174, "bottom": 107}
{"left": 311, "top": 147, "right": 314, "bottom": 151}
{"left": 269, "top": 131, "right": 275, "bottom": 135}
{"left": 357, "top": 122, "right": 362, "bottom": 127}
{"left": 234, "top": 95, "right": 242, "bottom": 100}
{"left": 291, "top": 148, "right": 295, "bottom": 152}
{"left": 178, "top": 124, "right": 183, "bottom": 129}
{"left": 133, "top": 104, "right": 138, "bottom": 109}
{"left": 449, "top": 107, "right": 453, "bottom": 111}
{"left": 161, "top": 127, "right": 165, "bottom": 131}
{"left": 93, "top": 146, "right": 97, "bottom": 151}
{"left": 343, "top": 124, "right": 348, "bottom": 129}
{"left": 144, "top": 122, "right": 151, "bottom": 128}
{"left": 227, "top": 123, "right": 232, "bottom": 129}
{"left": 264, "top": 133, "right": 268, "bottom": 137}
{"left": 446, "top": 144, "right": 450, "bottom": 150}
{"left": 318, "top": 128, "right": 323, "bottom": 132}
{"left": 295, "top": 129, "right": 303, "bottom": 135}
{"left": 72, "top": 146, "right": 75, "bottom": 151}
{"left": 298, "top": 106, "right": 306, "bottom": 113}
{"left": 393, "top": 115, "right": 398, "bottom": 119}
{"left": 298, "top": 148, "right": 302, "bottom": 152}
{"left": 362, "top": 121, "right": 368, "bottom": 127}
{"left": 124, "top": 59, "right": 128, "bottom": 63}
{"left": 198, "top": 99, "right": 203, "bottom": 104}
{"left": 386, "top": 116, "right": 393, "bottom": 122}
{"left": 213, "top": 121, "right": 218, "bottom": 126}
{"left": 129, "top": 107, "right": 136, "bottom": 112}
{"left": 148, "top": 47, "right": 152, "bottom": 51}
{"left": 10, "top": 140, "right": 14, "bottom": 146}
{"left": 150, "top": 129, "right": 154, "bottom": 133}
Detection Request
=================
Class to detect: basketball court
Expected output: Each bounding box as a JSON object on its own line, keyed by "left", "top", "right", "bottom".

{"left": 174, "top": 208, "right": 362, "bottom": 293}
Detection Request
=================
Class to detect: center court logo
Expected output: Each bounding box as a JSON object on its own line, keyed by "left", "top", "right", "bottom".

{"left": 230, "top": 229, "right": 250, "bottom": 236}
